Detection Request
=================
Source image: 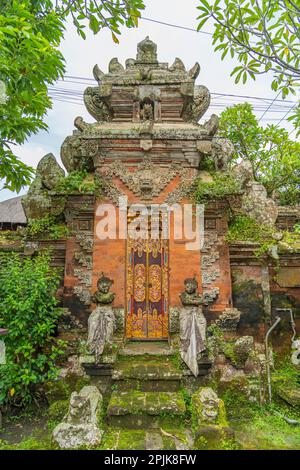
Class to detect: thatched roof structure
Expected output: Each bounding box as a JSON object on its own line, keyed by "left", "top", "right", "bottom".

{"left": 0, "top": 196, "right": 26, "bottom": 225}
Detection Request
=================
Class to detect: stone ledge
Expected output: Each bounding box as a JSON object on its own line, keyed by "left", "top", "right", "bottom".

{"left": 107, "top": 391, "right": 186, "bottom": 417}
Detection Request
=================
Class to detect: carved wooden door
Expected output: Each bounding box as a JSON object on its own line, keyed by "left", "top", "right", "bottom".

{"left": 125, "top": 236, "right": 169, "bottom": 340}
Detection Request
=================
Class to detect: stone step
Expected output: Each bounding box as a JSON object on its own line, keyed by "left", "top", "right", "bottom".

{"left": 100, "top": 428, "right": 192, "bottom": 450}
{"left": 119, "top": 341, "right": 176, "bottom": 356}
{"left": 114, "top": 378, "right": 181, "bottom": 392}
{"left": 112, "top": 356, "right": 182, "bottom": 392}
{"left": 107, "top": 391, "right": 186, "bottom": 429}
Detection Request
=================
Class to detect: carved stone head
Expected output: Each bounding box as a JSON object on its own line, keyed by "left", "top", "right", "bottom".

{"left": 198, "top": 388, "right": 220, "bottom": 421}
{"left": 192, "top": 387, "right": 227, "bottom": 426}
{"left": 184, "top": 277, "right": 198, "bottom": 295}
{"left": 93, "top": 273, "right": 115, "bottom": 305}
{"left": 97, "top": 272, "right": 113, "bottom": 294}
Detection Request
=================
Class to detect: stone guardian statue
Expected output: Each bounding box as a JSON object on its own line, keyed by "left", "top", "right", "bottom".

{"left": 179, "top": 276, "right": 207, "bottom": 376}
{"left": 87, "top": 273, "right": 116, "bottom": 362}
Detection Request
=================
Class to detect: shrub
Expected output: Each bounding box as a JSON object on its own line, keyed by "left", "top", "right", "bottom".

{"left": 0, "top": 252, "right": 65, "bottom": 406}
{"left": 55, "top": 170, "right": 95, "bottom": 194}
{"left": 194, "top": 172, "right": 240, "bottom": 203}
{"left": 25, "top": 214, "right": 68, "bottom": 239}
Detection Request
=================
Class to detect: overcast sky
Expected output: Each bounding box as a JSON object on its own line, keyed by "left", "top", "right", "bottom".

{"left": 1, "top": 0, "right": 298, "bottom": 202}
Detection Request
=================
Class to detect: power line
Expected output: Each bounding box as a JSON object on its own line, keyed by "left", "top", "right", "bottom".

{"left": 258, "top": 90, "right": 282, "bottom": 122}
{"left": 139, "top": 16, "right": 213, "bottom": 35}
{"left": 275, "top": 102, "right": 298, "bottom": 128}
{"left": 59, "top": 76, "right": 296, "bottom": 105}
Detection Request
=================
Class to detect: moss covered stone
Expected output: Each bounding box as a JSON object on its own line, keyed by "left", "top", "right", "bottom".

{"left": 191, "top": 387, "right": 228, "bottom": 428}
{"left": 107, "top": 390, "right": 186, "bottom": 429}
{"left": 194, "top": 425, "right": 236, "bottom": 450}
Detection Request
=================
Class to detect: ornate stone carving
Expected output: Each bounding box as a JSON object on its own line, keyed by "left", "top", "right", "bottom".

{"left": 201, "top": 232, "right": 218, "bottom": 251}
{"left": 169, "top": 57, "right": 186, "bottom": 72}
{"left": 61, "top": 136, "right": 98, "bottom": 172}
{"left": 191, "top": 387, "right": 227, "bottom": 425}
{"left": 102, "top": 160, "right": 188, "bottom": 202}
{"left": 202, "top": 269, "right": 220, "bottom": 286}
{"left": 87, "top": 305, "right": 116, "bottom": 361}
{"left": 74, "top": 269, "right": 92, "bottom": 287}
{"left": 92, "top": 273, "right": 115, "bottom": 305}
{"left": 22, "top": 153, "right": 65, "bottom": 221}
{"left": 165, "top": 169, "right": 196, "bottom": 205}
{"left": 202, "top": 252, "right": 220, "bottom": 268}
{"left": 181, "top": 85, "right": 210, "bottom": 124}
{"left": 179, "top": 277, "right": 207, "bottom": 376}
{"left": 230, "top": 160, "right": 278, "bottom": 226}
{"left": 241, "top": 181, "right": 278, "bottom": 227}
{"left": 180, "top": 277, "right": 203, "bottom": 306}
{"left": 202, "top": 287, "right": 219, "bottom": 305}
{"left": 204, "top": 114, "right": 219, "bottom": 136}
{"left": 83, "top": 87, "right": 113, "bottom": 122}
{"left": 74, "top": 251, "right": 93, "bottom": 269}
{"left": 140, "top": 98, "right": 154, "bottom": 121}
{"left": 136, "top": 36, "right": 157, "bottom": 63}
{"left": 74, "top": 286, "right": 91, "bottom": 306}
{"left": 76, "top": 233, "right": 93, "bottom": 252}
{"left": 109, "top": 57, "right": 124, "bottom": 73}
{"left": 216, "top": 308, "right": 241, "bottom": 331}
{"left": 52, "top": 386, "right": 103, "bottom": 449}
{"left": 140, "top": 139, "right": 152, "bottom": 151}
{"left": 88, "top": 274, "right": 116, "bottom": 361}
{"left": 92, "top": 64, "right": 105, "bottom": 83}
{"left": 74, "top": 116, "right": 89, "bottom": 132}
{"left": 188, "top": 62, "right": 201, "bottom": 80}
{"left": 211, "top": 137, "right": 234, "bottom": 171}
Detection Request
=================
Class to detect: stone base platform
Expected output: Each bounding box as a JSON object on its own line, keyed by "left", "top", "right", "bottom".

{"left": 112, "top": 355, "right": 182, "bottom": 392}
{"left": 119, "top": 341, "right": 176, "bottom": 356}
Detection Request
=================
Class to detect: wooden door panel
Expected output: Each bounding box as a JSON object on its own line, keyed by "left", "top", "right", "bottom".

{"left": 126, "top": 237, "right": 169, "bottom": 340}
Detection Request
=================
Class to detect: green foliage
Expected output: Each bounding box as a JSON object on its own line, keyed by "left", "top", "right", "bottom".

{"left": 0, "top": 1, "right": 65, "bottom": 192}
{"left": 227, "top": 215, "right": 300, "bottom": 257}
{"left": 47, "top": 399, "right": 69, "bottom": 430}
{"left": 25, "top": 214, "right": 68, "bottom": 239}
{"left": 55, "top": 169, "right": 95, "bottom": 194}
{"left": 194, "top": 172, "right": 241, "bottom": 203}
{"left": 294, "top": 222, "right": 300, "bottom": 234}
{"left": 55, "top": 0, "right": 145, "bottom": 42}
{"left": 226, "top": 215, "right": 277, "bottom": 257}
{"left": 0, "top": 0, "right": 144, "bottom": 192}
{"left": 0, "top": 149, "right": 34, "bottom": 193}
{"left": 227, "top": 215, "right": 275, "bottom": 243}
{"left": 0, "top": 252, "right": 65, "bottom": 406}
{"left": 219, "top": 103, "right": 300, "bottom": 205}
{"left": 272, "top": 356, "right": 300, "bottom": 389}
{"left": 0, "top": 436, "right": 53, "bottom": 450}
{"left": 197, "top": 0, "right": 300, "bottom": 132}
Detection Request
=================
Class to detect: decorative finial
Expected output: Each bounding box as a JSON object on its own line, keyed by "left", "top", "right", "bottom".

{"left": 136, "top": 36, "right": 158, "bottom": 63}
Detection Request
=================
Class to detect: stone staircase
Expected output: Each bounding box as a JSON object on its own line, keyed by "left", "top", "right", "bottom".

{"left": 107, "top": 390, "right": 186, "bottom": 429}
{"left": 106, "top": 344, "right": 187, "bottom": 432}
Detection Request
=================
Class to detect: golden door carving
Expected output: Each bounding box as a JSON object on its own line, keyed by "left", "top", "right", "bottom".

{"left": 125, "top": 235, "right": 169, "bottom": 340}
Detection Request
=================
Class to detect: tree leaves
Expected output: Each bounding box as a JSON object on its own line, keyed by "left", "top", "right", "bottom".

{"left": 0, "top": 0, "right": 145, "bottom": 193}
{"left": 196, "top": 0, "right": 300, "bottom": 130}
{"left": 219, "top": 103, "right": 300, "bottom": 204}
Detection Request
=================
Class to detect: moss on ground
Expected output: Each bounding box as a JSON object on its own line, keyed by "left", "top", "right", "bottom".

{"left": 100, "top": 430, "right": 146, "bottom": 450}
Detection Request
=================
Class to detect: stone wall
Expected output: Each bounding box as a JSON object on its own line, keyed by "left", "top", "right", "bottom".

{"left": 230, "top": 243, "right": 300, "bottom": 343}
{"left": 63, "top": 195, "right": 95, "bottom": 329}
